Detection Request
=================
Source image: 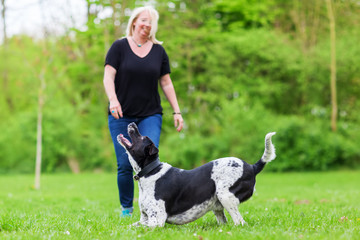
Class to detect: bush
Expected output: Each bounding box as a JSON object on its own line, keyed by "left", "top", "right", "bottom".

{"left": 0, "top": 111, "right": 37, "bottom": 174}
{"left": 160, "top": 98, "right": 360, "bottom": 171}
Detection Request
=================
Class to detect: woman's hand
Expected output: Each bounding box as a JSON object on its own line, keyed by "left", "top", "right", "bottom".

{"left": 173, "top": 113, "right": 184, "bottom": 132}
{"left": 109, "top": 100, "right": 123, "bottom": 119}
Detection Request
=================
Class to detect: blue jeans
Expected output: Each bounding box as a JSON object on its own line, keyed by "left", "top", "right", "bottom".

{"left": 108, "top": 114, "right": 162, "bottom": 208}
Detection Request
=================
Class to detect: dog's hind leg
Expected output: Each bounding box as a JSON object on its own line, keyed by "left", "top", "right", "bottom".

{"left": 213, "top": 209, "right": 227, "bottom": 224}
{"left": 225, "top": 205, "right": 246, "bottom": 226}
{"left": 217, "top": 193, "right": 246, "bottom": 226}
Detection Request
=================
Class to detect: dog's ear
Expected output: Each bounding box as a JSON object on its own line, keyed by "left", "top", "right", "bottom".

{"left": 147, "top": 143, "right": 159, "bottom": 156}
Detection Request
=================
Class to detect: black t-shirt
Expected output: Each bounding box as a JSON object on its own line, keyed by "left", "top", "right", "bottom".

{"left": 105, "top": 38, "right": 171, "bottom": 117}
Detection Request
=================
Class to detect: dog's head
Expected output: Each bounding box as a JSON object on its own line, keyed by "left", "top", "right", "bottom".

{"left": 117, "top": 122, "right": 159, "bottom": 170}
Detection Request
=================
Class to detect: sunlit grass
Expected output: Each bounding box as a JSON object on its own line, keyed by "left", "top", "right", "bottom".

{"left": 0, "top": 171, "right": 359, "bottom": 239}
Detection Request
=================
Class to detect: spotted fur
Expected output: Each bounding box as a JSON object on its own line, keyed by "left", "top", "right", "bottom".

{"left": 117, "top": 123, "right": 276, "bottom": 227}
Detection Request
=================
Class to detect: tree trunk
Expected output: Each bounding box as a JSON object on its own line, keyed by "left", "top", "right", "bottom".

{"left": 34, "top": 69, "right": 45, "bottom": 190}
{"left": 34, "top": 0, "right": 49, "bottom": 190}
{"left": 1, "top": 0, "right": 6, "bottom": 43}
{"left": 1, "top": 0, "right": 13, "bottom": 110}
{"left": 326, "top": 0, "right": 337, "bottom": 132}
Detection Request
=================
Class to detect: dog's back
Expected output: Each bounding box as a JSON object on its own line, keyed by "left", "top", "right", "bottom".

{"left": 155, "top": 162, "right": 216, "bottom": 216}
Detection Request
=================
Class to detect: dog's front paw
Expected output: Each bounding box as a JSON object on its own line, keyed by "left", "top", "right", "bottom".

{"left": 131, "top": 221, "right": 141, "bottom": 227}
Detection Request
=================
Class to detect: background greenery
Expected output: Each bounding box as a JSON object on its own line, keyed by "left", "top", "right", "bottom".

{"left": 0, "top": 0, "right": 359, "bottom": 173}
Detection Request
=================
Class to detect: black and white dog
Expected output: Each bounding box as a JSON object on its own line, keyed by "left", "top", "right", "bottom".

{"left": 118, "top": 122, "right": 276, "bottom": 227}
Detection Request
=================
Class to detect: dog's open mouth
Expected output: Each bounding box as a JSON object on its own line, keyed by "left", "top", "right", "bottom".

{"left": 118, "top": 134, "right": 132, "bottom": 148}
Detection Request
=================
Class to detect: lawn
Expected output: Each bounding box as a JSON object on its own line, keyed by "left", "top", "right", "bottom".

{"left": 0, "top": 171, "right": 359, "bottom": 239}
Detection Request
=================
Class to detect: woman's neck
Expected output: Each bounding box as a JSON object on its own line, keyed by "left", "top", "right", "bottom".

{"left": 132, "top": 34, "right": 148, "bottom": 45}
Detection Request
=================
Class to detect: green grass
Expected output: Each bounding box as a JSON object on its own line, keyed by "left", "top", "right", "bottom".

{"left": 0, "top": 171, "right": 359, "bottom": 239}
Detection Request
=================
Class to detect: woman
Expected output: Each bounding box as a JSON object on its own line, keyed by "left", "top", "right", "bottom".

{"left": 103, "top": 6, "right": 184, "bottom": 217}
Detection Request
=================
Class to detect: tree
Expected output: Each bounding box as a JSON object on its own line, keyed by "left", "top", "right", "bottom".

{"left": 1, "top": 0, "right": 12, "bottom": 111}
{"left": 326, "top": 0, "right": 337, "bottom": 131}
{"left": 34, "top": 0, "right": 49, "bottom": 189}
{"left": 1, "top": 0, "right": 6, "bottom": 43}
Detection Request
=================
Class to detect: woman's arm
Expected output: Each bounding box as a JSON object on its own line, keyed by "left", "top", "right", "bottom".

{"left": 103, "top": 65, "right": 123, "bottom": 119}
{"left": 160, "top": 73, "right": 184, "bottom": 132}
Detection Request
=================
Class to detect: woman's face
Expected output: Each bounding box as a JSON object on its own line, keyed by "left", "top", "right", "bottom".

{"left": 133, "top": 10, "right": 152, "bottom": 38}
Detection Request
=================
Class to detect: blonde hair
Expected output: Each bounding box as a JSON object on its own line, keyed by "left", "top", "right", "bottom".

{"left": 125, "top": 6, "right": 162, "bottom": 44}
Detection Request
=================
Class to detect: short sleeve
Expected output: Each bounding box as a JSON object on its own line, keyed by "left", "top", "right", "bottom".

{"left": 105, "top": 40, "right": 121, "bottom": 69}
{"left": 160, "top": 48, "right": 171, "bottom": 77}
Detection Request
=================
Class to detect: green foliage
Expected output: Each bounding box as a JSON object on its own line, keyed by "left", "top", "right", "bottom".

{"left": 0, "top": 0, "right": 359, "bottom": 173}
{"left": 0, "top": 112, "right": 37, "bottom": 174}
{"left": 212, "top": 0, "right": 279, "bottom": 30}
{"left": 271, "top": 117, "right": 360, "bottom": 171}
{"left": 161, "top": 98, "right": 360, "bottom": 171}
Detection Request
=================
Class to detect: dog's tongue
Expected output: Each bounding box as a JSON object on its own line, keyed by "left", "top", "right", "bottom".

{"left": 119, "top": 134, "right": 132, "bottom": 147}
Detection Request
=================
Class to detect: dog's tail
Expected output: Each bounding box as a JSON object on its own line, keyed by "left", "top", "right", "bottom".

{"left": 253, "top": 132, "right": 276, "bottom": 175}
